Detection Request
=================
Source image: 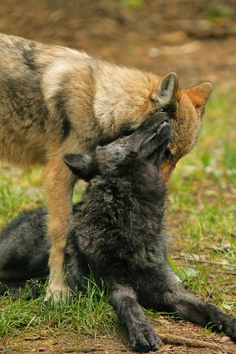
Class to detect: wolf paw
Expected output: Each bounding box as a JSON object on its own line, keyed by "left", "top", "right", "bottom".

{"left": 44, "top": 284, "right": 71, "bottom": 304}
{"left": 221, "top": 316, "right": 236, "bottom": 342}
{"left": 129, "top": 323, "right": 161, "bottom": 352}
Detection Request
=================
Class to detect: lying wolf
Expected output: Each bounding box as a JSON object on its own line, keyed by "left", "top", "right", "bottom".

{"left": 1, "top": 111, "right": 235, "bottom": 352}
{"left": 0, "top": 33, "right": 212, "bottom": 301}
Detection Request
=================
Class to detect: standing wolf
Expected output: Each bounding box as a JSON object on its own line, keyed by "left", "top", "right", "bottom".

{"left": 0, "top": 33, "right": 212, "bottom": 301}
{"left": 0, "top": 111, "right": 235, "bottom": 352}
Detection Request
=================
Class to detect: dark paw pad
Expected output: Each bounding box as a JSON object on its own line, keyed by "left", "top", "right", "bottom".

{"left": 130, "top": 323, "right": 161, "bottom": 352}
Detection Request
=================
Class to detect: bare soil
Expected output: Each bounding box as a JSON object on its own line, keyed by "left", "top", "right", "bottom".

{"left": 0, "top": 1, "right": 235, "bottom": 353}
{"left": 1, "top": 319, "right": 236, "bottom": 353}
{"left": 0, "top": 0, "right": 236, "bottom": 89}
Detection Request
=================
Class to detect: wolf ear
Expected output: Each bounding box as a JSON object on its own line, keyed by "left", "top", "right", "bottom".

{"left": 185, "top": 82, "right": 212, "bottom": 116}
{"left": 63, "top": 153, "right": 97, "bottom": 181}
{"left": 155, "top": 72, "right": 178, "bottom": 108}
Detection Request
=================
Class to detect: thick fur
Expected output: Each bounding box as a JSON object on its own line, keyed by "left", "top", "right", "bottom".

{"left": 0, "top": 112, "right": 235, "bottom": 352}
{"left": 0, "top": 33, "right": 212, "bottom": 301}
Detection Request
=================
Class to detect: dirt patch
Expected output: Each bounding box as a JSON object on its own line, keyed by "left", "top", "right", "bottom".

{"left": 0, "top": 0, "right": 236, "bottom": 89}
{"left": 1, "top": 319, "right": 235, "bottom": 353}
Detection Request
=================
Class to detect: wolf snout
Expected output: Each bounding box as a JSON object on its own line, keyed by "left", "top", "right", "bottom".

{"left": 146, "top": 110, "right": 170, "bottom": 134}
{"left": 156, "top": 120, "right": 171, "bottom": 135}
{"left": 141, "top": 121, "right": 171, "bottom": 147}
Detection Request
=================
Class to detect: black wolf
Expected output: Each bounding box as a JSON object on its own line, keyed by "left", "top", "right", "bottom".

{"left": 0, "top": 111, "right": 235, "bottom": 352}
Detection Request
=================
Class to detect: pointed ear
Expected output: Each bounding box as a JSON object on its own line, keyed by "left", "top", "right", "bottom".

{"left": 185, "top": 82, "right": 212, "bottom": 116}
{"left": 155, "top": 72, "right": 178, "bottom": 108}
{"left": 63, "top": 153, "right": 97, "bottom": 181}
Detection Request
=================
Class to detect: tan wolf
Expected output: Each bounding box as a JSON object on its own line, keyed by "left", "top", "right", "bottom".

{"left": 0, "top": 33, "right": 212, "bottom": 302}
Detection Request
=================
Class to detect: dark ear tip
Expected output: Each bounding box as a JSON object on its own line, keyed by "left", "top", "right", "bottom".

{"left": 167, "top": 71, "right": 178, "bottom": 78}
{"left": 63, "top": 152, "right": 97, "bottom": 181}
{"left": 63, "top": 153, "right": 85, "bottom": 177}
{"left": 159, "top": 72, "right": 179, "bottom": 92}
{"left": 163, "top": 72, "right": 178, "bottom": 82}
{"left": 63, "top": 153, "right": 73, "bottom": 167}
{"left": 63, "top": 153, "right": 81, "bottom": 166}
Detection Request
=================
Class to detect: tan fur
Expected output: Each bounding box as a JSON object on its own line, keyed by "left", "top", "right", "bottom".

{"left": 0, "top": 33, "right": 212, "bottom": 301}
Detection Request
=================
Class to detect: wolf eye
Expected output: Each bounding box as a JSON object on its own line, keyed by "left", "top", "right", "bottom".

{"left": 122, "top": 125, "right": 135, "bottom": 137}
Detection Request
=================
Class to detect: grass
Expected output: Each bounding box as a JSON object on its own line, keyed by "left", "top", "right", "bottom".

{"left": 0, "top": 88, "right": 236, "bottom": 341}
{"left": 0, "top": 279, "right": 114, "bottom": 337}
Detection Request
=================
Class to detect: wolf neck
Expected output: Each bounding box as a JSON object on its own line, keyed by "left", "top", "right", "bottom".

{"left": 88, "top": 168, "right": 166, "bottom": 237}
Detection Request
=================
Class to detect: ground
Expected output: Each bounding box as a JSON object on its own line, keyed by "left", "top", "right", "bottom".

{"left": 0, "top": 1, "right": 236, "bottom": 353}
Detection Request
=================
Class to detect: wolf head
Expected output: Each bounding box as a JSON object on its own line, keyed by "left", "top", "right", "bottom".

{"left": 95, "top": 67, "right": 212, "bottom": 182}
{"left": 64, "top": 110, "right": 171, "bottom": 181}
